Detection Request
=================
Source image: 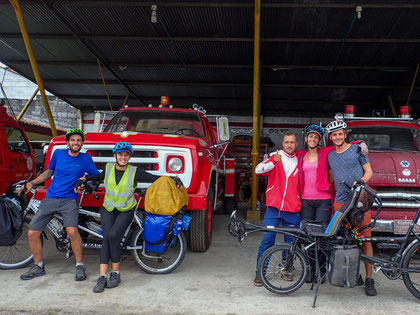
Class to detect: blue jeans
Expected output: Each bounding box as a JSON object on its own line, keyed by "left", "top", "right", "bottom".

{"left": 256, "top": 206, "right": 301, "bottom": 269}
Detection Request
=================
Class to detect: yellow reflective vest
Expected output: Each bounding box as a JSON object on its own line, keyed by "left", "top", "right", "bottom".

{"left": 103, "top": 163, "right": 137, "bottom": 212}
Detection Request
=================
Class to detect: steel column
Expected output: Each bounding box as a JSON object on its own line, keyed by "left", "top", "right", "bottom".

{"left": 17, "top": 87, "right": 38, "bottom": 121}
{"left": 9, "top": 0, "right": 58, "bottom": 136}
{"left": 248, "top": 0, "right": 261, "bottom": 221}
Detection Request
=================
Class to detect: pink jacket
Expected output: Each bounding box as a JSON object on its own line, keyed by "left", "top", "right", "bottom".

{"left": 297, "top": 147, "right": 334, "bottom": 195}
{"left": 255, "top": 150, "right": 300, "bottom": 213}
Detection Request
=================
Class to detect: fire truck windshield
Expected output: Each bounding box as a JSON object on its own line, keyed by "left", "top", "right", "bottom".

{"left": 348, "top": 126, "right": 419, "bottom": 152}
{"left": 104, "top": 110, "right": 206, "bottom": 137}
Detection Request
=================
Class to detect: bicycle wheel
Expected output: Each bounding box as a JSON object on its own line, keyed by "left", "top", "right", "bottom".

{"left": 0, "top": 216, "right": 33, "bottom": 269}
{"left": 402, "top": 240, "right": 420, "bottom": 300}
{"left": 258, "top": 244, "right": 308, "bottom": 295}
{"left": 130, "top": 227, "right": 187, "bottom": 274}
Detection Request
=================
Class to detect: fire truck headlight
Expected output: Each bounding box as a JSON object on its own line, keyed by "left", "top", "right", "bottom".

{"left": 168, "top": 157, "right": 183, "bottom": 172}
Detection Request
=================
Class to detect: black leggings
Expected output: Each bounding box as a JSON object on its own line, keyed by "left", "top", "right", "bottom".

{"left": 99, "top": 207, "right": 134, "bottom": 264}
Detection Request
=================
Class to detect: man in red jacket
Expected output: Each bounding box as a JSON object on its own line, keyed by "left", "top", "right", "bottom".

{"left": 253, "top": 133, "right": 300, "bottom": 286}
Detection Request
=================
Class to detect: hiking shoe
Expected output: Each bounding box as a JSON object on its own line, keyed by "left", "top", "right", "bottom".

{"left": 357, "top": 274, "right": 364, "bottom": 286}
{"left": 281, "top": 271, "right": 293, "bottom": 282}
{"left": 106, "top": 272, "right": 121, "bottom": 289}
{"left": 75, "top": 265, "right": 86, "bottom": 281}
{"left": 254, "top": 274, "right": 263, "bottom": 287}
{"left": 365, "top": 278, "right": 377, "bottom": 296}
{"left": 93, "top": 276, "right": 107, "bottom": 293}
{"left": 20, "top": 264, "right": 46, "bottom": 280}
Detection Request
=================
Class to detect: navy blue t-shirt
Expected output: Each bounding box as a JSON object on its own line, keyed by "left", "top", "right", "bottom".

{"left": 328, "top": 144, "right": 369, "bottom": 203}
{"left": 46, "top": 149, "right": 99, "bottom": 199}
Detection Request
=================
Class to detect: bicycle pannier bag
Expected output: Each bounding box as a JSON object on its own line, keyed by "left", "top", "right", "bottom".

{"left": 328, "top": 245, "right": 361, "bottom": 288}
{"left": 0, "top": 196, "right": 23, "bottom": 246}
{"left": 144, "top": 213, "right": 175, "bottom": 254}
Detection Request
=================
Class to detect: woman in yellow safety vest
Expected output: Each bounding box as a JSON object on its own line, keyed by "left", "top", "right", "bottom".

{"left": 77, "top": 142, "right": 182, "bottom": 293}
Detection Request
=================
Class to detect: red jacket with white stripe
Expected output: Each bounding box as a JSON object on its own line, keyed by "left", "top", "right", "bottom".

{"left": 255, "top": 150, "right": 300, "bottom": 213}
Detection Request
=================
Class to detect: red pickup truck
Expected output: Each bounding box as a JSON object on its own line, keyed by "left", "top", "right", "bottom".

{"left": 37, "top": 101, "right": 235, "bottom": 251}
{"left": 344, "top": 105, "right": 420, "bottom": 234}
{"left": 0, "top": 104, "right": 36, "bottom": 194}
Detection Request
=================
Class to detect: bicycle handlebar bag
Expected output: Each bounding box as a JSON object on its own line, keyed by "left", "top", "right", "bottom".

{"left": 328, "top": 245, "right": 361, "bottom": 288}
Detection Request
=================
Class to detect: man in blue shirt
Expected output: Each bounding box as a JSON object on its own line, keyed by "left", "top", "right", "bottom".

{"left": 18, "top": 128, "right": 99, "bottom": 281}
{"left": 326, "top": 120, "right": 376, "bottom": 296}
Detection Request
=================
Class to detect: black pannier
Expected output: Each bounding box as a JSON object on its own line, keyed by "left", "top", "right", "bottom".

{"left": 0, "top": 196, "right": 23, "bottom": 246}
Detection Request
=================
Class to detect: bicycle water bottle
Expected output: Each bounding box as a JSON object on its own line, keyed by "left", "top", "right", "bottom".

{"left": 256, "top": 200, "right": 260, "bottom": 211}
{"left": 86, "top": 221, "right": 103, "bottom": 235}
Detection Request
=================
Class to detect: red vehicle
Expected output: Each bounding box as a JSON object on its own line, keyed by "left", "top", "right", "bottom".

{"left": 0, "top": 104, "right": 36, "bottom": 194}
{"left": 343, "top": 105, "right": 420, "bottom": 235}
{"left": 37, "top": 100, "right": 235, "bottom": 252}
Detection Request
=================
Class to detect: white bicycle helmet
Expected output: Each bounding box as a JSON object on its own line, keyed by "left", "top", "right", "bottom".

{"left": 325, "top": 120, "right": 347, "bottom": 134}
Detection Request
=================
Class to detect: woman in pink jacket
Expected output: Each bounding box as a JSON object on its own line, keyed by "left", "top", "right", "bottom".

{"left": 297, "top": 124, "right": 333, "bottom": 224}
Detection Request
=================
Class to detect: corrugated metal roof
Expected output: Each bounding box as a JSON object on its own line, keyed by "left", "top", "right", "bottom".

{"left": 0, "top": 0, "right": 419, "bottom": 117}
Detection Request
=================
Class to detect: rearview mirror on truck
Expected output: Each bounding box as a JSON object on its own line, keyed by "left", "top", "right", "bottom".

{"left": 216, "top": 116, "right": 230, "bottom": 142}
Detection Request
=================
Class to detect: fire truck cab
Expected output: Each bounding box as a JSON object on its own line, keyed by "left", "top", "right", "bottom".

{"left": 37, "top": 99, "right": 235, "bottom": 252}
{"left": 342, "top": 105, "right": 420, "bottom": 234}
{"left": 0, "top": 104, "right": 36, "bottom": 194}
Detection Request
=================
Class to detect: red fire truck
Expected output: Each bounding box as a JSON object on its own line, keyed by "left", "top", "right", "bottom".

{"left": 0, "top": 104, "right": 36, "bottom": 194}
{"left": 343, "top": 105, "right": 420, "bottom": 235}
{"left": 37, "top": 98, "right": 235, "bottom": 252}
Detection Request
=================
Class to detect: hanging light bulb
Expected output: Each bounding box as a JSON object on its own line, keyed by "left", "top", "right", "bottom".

{"left": 151, "top": 5, "right": 157, "bottom": 23}
{"left": 356, "top": 6, "right": 362, "bottom": 19}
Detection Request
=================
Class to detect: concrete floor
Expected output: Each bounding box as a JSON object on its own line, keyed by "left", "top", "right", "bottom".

{"left": 0, "top": 206, "right": 419, "bottom": 315}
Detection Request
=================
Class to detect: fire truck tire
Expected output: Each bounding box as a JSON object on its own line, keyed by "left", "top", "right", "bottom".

{"left": 189, "top": 187, "right": 214, "bottom": 252}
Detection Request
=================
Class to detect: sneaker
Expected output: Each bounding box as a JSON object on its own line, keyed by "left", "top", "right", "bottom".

{"left": 281, "top": 271, "right": 293, "bottom": 282}
{"left": 93, "top": 276, "right": 107, "bottom": 293}
{"left": 20, "top": 264, "right": 46, "bottom": 280}
{"left": 357, "top": 274, "right": 364, "bottom": 286}
{"left": 365, "top": 278, "right": 377, "bottom": 296}
{"left": 75, "top": 265, "right": 86, "bottom": 281}
{"left": 106, "top": 272, "right": 121, "bottom": 289}
{"left": 254, "top": 274, "right": 263, "bottom": 287}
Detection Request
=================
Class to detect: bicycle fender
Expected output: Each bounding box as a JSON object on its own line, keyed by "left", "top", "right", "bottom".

{"left": 401, "top": 238, "right": 419, "bottom": 267}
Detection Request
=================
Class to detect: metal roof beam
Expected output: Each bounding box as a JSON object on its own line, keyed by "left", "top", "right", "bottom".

{"left": 2, "top": 59, "right": 412, "bottom": 71}
{"left": 42, "top": 79, "right": 420, "bottom": 89}
{"left": 2, "top": 1, "right": 420, "bottom": 9}
{"left": 2, "top": 33, "right": 420, "bottom": 44}
{"left": 57, "top": 95, "right": 386, "bottom": 105}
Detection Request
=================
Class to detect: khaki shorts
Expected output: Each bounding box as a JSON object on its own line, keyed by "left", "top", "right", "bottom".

{"left": 29, "top": 198, "right": 79, "bottom": 231}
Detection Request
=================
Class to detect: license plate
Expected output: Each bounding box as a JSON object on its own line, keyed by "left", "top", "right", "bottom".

{"left": 394, "top": 220, "right": 420, "bottom": 234}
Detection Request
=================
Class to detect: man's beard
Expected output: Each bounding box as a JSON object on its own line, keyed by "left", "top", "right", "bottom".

{"left": 334, "top": 139, "right": 345, "bottom": 147}
{"left": 68, "top": 145, "right": 82, "bottom": 153}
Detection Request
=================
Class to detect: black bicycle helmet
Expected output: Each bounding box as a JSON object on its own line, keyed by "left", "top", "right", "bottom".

{"left": 306, "top": 124, "right": 324, "bottom": 137}
{"left": 65, "top": 128, "right": 85, "bottom": 141}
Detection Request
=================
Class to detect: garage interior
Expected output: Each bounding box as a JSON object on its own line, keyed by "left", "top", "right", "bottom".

{"left": 1, "top": 1, "right": 420, "bottom": 214}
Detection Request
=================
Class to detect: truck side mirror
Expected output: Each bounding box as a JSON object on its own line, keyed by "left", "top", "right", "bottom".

{"left": 216, "top": 116, "right": 230, "bottom": 142}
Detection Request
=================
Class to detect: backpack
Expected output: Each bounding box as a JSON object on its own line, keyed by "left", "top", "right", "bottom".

{"left": 328, "top": 245, "right": 361, "bottom": 288}
{"left": 348, "top": 186, "right": 376, "bottom": 227}
{"left": 0, "top": 196, "right": 23, "bottom": 246}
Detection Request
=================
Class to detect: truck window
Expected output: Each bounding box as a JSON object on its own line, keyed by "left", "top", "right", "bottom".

{"left": 5, "top": 125, "right": 31, "bottom": 154}
{"left": 105, "top": 110, "right": 206, "bottom": 137}
{"left": 348, "top": 126, "right": 419, "bottom": 152}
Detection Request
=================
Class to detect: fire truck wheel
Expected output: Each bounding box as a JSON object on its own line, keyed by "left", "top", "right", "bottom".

{"left": 189, "top": 187, "right": 214, "bottom": 252}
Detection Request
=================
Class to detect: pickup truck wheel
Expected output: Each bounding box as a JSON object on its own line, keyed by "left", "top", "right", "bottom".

{"left": 189, "top": 187, "right": 214, "bottom": 252}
